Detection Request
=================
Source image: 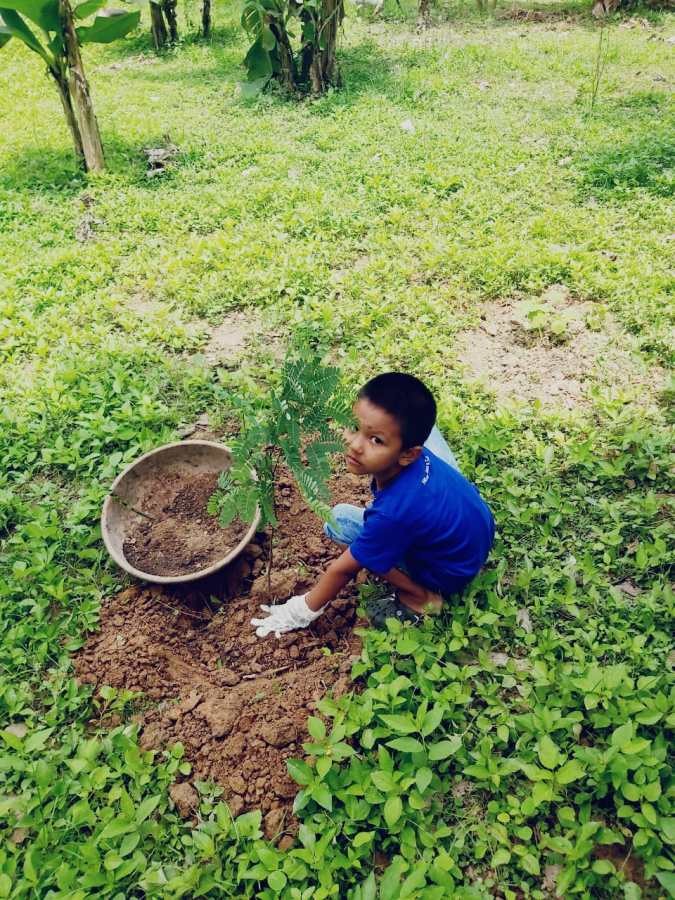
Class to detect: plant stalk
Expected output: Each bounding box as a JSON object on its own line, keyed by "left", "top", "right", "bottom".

{"left": 59, "top": 0, "right": 105, "bottom": 172}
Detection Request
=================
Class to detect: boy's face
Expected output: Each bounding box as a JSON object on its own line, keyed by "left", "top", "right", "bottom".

{"left": 344, "top": 398, "right": 421, "bottom": 484}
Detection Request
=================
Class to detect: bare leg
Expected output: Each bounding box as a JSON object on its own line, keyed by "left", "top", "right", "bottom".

{"left": 382, "top": 567, "right": 442, "bottom": 615}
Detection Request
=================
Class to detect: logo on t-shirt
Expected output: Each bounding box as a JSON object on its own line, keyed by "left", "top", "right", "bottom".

{"left": 421, "top": 454, "right": 430, "bottom": 486}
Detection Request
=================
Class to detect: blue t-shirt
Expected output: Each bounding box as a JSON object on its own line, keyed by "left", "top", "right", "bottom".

{"left": 349, "top": 450, "right": 494, "bottom": 594}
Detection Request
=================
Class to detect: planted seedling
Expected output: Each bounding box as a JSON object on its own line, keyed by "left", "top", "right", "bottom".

{"left": 208, "top": 345, "right": 350, "bottom": 587}
{"left": 514, "top": 299, "right": 572, "bottom": 342}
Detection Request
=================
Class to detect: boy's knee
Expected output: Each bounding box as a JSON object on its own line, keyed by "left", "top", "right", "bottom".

{"left": 323, "top": 503, "right": 363, "bottom": 545}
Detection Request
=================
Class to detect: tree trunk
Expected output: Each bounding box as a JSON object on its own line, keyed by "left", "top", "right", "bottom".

{"left": 150, "top": 1, "right": 168, "bottom": 49}
{"left": 269, "top": 20, "right": 297, "bottom": 93}
{"left": 416, "top": 0, "right": 430, "bottom": 29}
{"left": 59, "top": 0, "right": 105, "bottom": 172}
{"left": 163, "top": 0, "right": 178, "bottom": 42}
{"left": 52, "top": 66, "right": 85, "bottom": 166}
{"left": 308, "top": 0, "right": 342, "bottom": 94}
{"left": 201, "top": 0, "right": 211, "bottom": 37}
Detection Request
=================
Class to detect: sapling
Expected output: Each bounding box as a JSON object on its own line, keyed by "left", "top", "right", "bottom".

{"left": 207, "top": 347, "right": 350, "bottom": 586}
{"left": 0, "top": 0, "right": 140, "bottom": 171}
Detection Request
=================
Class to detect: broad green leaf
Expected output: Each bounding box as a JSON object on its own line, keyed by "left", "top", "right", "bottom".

{"left": 416, "top": 767, "right": 432, "bottom": 794}
{"left": 307, "top": 716, "right": 325, "bottom": 740}
{"left": 556, "top": 759, "right": 586, "bottom": 785}
{"left": 0, "top": 0, "right": 57, "bottom": 32}
{"left": 243, "top": 39, "right": 272, "bottom": 81}
{"left": 660, "top": 817, "right": 675, "bottom": 843}
{"left": 372, "top": 770, "right": 397, "bottom": 792}
{"left": 622, "top": 782, "right": 641, "bottom": 802}
{"left": 428, "top": 736, "right": 461, "bottom": 760}
{"left": 316, "top": 756, "right": 331, "bottom": 779}
{"left": 311, "top": 782, "right": 332, "bottom": 811}
{"left": 384, "top": 795, "right": 402, "bottom": 827}
{"left": 611, "top": 722, "right": 634, "bottom": 748}
{"left": 268, "top": 870, "right": 287, "bottom": 892}
{"left": 491, "top": 848, "right": 511, "bottom": 867}
{"left": 386, "top": 737, "right": 424, "bottom": 754}
{"left": 98, "top": 816, "right": 135, "bottom": 840}
{"left": 521, "top": 853, "right": 541, "bottom": 876}
{"left": 260, "top": 23, "right": 275, "bottom": 49}
{"left": 76, "top": 8, "right": 139, "bottom": 43}
{"left": 641, "top": 802, "right": 657, "bottom": 826}
{"left": 538, "top": 735, "right": 560, "bottom": 770}
{"left": 0, "top": 8, "right": 49, "bottom": 61}
{"left": 655, "top": 872, "right": 675, "bottom": 896}
{"left": 360, "top": 872, "right": 376, "bottom": 900}
{"left": 592, "top": 860, "right": 615, "bottom": 874}
{"left": 73, "top": 0, "right": 107, "bottom": 18}
{"left": 421, "top": 704, "right": 444, "bottom": 737}
{"left": 136, "top": 793, "right": 160, "bottom": 824}
{"left": 380, "top": 714, "right": 418, "bottom": 734}
{"left": 353, "top": 831, "right": 374, "bottom": 847}
{"left": 287, "top": 758, "right": 312, "bottom": 785}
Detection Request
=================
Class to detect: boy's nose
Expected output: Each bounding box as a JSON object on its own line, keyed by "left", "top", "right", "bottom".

{"left": 347, "top": 434, "right": 362, "bottom": 454}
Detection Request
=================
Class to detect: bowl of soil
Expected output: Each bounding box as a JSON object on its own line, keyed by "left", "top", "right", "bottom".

{"left": 101, "top": 440, "right": 260, "bottom": 584}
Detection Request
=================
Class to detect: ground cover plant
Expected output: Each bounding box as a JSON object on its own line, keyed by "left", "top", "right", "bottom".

{"left": 1, "top": 0, "right": 673, "bottom": 896}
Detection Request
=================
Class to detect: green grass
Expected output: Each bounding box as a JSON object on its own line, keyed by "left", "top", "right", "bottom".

{"left": 0, "top": 1, "right": 673, "bottom": 897}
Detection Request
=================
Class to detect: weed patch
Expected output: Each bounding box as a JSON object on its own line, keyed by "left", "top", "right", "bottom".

{"left": 578, "top": 129, "right": 675, "bottom": 198}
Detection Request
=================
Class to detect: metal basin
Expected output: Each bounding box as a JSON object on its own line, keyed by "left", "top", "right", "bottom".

{"left": 101, "top": 440, "right": 260, "bottom": 584}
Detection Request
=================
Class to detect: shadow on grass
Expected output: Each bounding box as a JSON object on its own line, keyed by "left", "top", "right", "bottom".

{"left": 577, "top": 129, "right": 674, "bottom": 198}
{"left": 0, "top": 132, "right": 197, "bottom": 197}
{"left": 0, "top": 146, "right": 86, "bottom": 197}
{"left": 296, "top": 39, "right": 400, "bottom": 113}
{"left": 97, "top": 23, "right": 242, "bottom": 61}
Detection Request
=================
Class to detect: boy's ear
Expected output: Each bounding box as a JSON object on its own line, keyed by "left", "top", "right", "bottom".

{"left": 398, "top": 445, "right": 423, "bottom": 467}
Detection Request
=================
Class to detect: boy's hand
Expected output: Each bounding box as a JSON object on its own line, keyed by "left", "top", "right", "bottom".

{"left": 251, "top": 593, "right": 323, "bottom": 638}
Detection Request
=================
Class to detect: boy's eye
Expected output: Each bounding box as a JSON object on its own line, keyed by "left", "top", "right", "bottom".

{"left": 371, "top": 436, "right": 383, "bottom": 445}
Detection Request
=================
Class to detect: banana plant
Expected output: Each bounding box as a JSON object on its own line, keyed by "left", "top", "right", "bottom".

{"left": 0, "top": 0, "right": 140, "bottom": 171}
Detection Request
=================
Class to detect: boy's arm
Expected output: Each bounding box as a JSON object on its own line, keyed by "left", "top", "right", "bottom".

{"left": 306, "top": 549, "right": 362, "bottom": 610}
{"left": 251, "top": 550, "right": 362, "bottom": 638}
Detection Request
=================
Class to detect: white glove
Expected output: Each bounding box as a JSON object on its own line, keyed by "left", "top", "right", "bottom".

{"left": 251, "top": 593, "right": 324, "bottom": 638}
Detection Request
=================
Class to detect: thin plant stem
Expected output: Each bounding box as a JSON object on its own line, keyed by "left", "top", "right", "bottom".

{"left": 589, "top": 21, "right": 609, "bottom": 115}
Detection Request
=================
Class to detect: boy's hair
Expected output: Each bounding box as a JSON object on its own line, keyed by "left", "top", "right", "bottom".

{"left": 358, "top": 372, "right": 436, "bottom": 449}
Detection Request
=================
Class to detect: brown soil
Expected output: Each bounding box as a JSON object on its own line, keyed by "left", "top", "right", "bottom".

{"left": 201, "top": 310, "right": 255, "bottom": 365}
{"left": 77, "top": 468, "right": 371, "bottom": 838}
{"left": 122, "top": 470, "right": 249, "bottom": 577}
{"left": 458, "top": 286, "right": 666, "bottom": 410}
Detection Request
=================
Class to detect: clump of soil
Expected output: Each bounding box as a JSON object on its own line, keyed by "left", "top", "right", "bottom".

{"left": 77, "top": 468, "right": 371, "bottom": 838}
{"left": 458, "top": 286, "right": 666, "bottom": 410}
{"left": 123, "top": 470, "right": 248, "bottom": 576}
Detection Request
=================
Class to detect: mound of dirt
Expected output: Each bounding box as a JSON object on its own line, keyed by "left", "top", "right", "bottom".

{"left": 122, "top": 470, "right": 249, "bottom": 577}
{"left": 77, "top": 468, "right": 371, "bottom": 838}
{"left": 458, "top": 286, "right": 666, "bottom": 410}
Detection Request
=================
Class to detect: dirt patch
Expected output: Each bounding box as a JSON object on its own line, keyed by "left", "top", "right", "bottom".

{"left": 77, "top": 468, "right": 371, "bottom": 836}
{"left": 457, "top": 286, "right": 666, "bottom": 410}
{"left": 99, "top": 53, "right": 160, "bottom": 73}
{"left": 593, "top": 843, "right": 648, "bottom": 891}
{"left": 122, "top": 470, "right": 248, "bottom": 577}
{"left": 497, "top": 7, "right": 582, "bottom": 22}
{"left": 202, "top": 310, "right": 257, "bottom": 365}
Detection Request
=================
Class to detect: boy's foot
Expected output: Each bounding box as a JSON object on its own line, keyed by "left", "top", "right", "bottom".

{"left": 364, "top": 593, "right": 421, "bottom": 628}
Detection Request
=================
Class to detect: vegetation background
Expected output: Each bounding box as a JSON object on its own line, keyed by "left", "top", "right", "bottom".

{"left": 0, "top": 0, "right": 673, "bottom": 896}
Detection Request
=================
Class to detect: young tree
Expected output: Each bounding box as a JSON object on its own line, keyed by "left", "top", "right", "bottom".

{"left": 148, "top": 0, "right": 177, "bottom": 50}
{"left": 241, "top": 0, "right": 345, "bottom": 96}
{"left": 0, "top": 0, "right": 139, "bottom": 171}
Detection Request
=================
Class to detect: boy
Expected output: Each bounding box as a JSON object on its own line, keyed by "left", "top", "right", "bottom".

{"left": 251, "top": 372, "right": 494, "bottom": 637}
